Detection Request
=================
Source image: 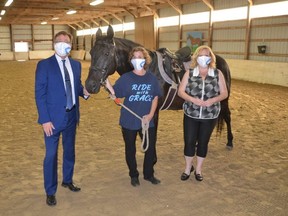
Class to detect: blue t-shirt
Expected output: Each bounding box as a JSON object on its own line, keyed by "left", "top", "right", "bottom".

{"left": 113, "top": 71, "right": 162, "bottom": 130}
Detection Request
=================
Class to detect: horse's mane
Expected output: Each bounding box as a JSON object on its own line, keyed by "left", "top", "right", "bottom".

{"left": 111, "top": 37, "right": 140, "bottom": 75}
{"left": 114, "top": 37, "right": 141, "bottom": 50}
{"left": 112, "top": 37, "right": 155, "bottom": 75}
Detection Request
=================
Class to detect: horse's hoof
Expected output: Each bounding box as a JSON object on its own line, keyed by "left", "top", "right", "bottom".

{"left": 226, "top": 144, "right": 233, "bottom": 150}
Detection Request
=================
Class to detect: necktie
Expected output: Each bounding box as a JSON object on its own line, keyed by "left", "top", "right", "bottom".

{"left": 62, "top": 60, "right": 73, "bottom": 109}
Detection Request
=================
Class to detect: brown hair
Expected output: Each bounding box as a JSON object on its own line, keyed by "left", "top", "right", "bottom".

{"left": 53, "top": 31, "right": 73, "bottom": 43}
{"left": 129, "top": 46, "right": 151, "bottom": 70}
{"left": 191, "top": 45, "right": 216, "bottom": 68}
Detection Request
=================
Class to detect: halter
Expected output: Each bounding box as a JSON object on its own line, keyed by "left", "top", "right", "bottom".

{"left": 91, "top": 39, "right": 118, "bottom": 86}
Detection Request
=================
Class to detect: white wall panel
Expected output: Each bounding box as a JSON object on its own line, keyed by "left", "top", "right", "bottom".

{"left": 124, "top": 30, "right": 135, "bottom": 42}
{"left": 253, "top": 0, "right": 286, "bottom": 5}
{"left": 124, "top": 15, "right": 134, "bottom": 23}
{"left": 84, "top": 35, "right": 92, "bottom": 51}
{"left": 0, "top": 25, "right": 11, "bottom": 51}
{"left": 252, "top": 16, "right": 288, "bottom": 25}
{"left": 158, "top": 7, "right": 178, "bottom": 18}
{"left": 33, "top": 42, "right": 52, "bottom": 50}
{"left": 54, "top": 25, "right": 70, "bottom": 33}
{"left": 214, "top": 0, "right": 247, "bottom": 9}
{"left": 33, "top": 25, "right": 52, "bottom": 40}
{"left": 183, "top": 1, "right": 209, "bottom": 14}
{"left": 213, "top": 41, "right": 245, "bottom": 53}
{"left": 250, "top": 26, "right": 288, "bottom": 40}
{"left": 77, "top": 36, "right": 84, "bottom": 50}
{"left": 213, "top": 29, "right": 246, "bottom": 40}
{"left": 214, "top": 20, "right": 246, "bottom": 28}
{"left": 158, "top": 42, "right": 178, "bottom": 51}
{"left": 12, "top": 25, "right": 32, "bottom": 40}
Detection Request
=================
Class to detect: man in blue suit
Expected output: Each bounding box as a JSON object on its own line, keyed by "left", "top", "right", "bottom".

{"left": 35, "top": 31, "right": 90, "bottom": 206}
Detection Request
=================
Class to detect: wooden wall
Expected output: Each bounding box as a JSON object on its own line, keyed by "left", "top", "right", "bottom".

{"left": 134, "top": 15, "right": 157, "bottom": 51}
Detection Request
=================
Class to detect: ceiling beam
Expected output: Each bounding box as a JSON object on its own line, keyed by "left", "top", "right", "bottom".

{"left": 99, "top": 16, "right": 110, "bottom": 25}
{"left": 91, "top": 19, "right": 100, "bottom": 26}
{"left": 124, "top": 7, "right": 138, "bottom": 18}
{"left": 82, "top": 21, "right": 91, "bottom": 28}
{"left": 111, "top": 14, "right": 123, "bottom": 23}
{"left": 202, "top": 0, "right": 214, "bottom": 10}
{"left": 74, "top": 23, "right": 83, "bottom": 29}
{"left": 68, "top": 24, "right": 77, "bottom": 30}
{"left": 166, "top": 0, "right": 182, "bottom": 15}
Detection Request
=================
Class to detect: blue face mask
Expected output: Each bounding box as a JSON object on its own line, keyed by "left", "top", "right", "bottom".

{"left": 54, "top": 42, "right": 71, "bottom": 57}
{"left": 131, "top": 58, "right": 145, "bottom": 70}
{"left": 197, "top": 56, "right": 211, "bottom": 68}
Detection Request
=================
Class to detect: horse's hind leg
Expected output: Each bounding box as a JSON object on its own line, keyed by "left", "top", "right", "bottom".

{"left": 153, "top": 110, "right": 159, "bottom": 164}
{"left": 224, "top": 106, "right": 234, "bottom": 150}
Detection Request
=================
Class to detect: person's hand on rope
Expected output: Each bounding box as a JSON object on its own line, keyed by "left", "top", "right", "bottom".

{"left": 109, "top": 94, "right": 121, "bottom": 105}
{"left": 114, "top": 97, "right": 121, "bottom": 105}
{"left": 142, "top": 114, "right": 152, "bottom": 125}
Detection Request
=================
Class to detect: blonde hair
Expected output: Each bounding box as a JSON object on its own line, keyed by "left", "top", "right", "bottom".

{"left": 191, "top": 45, "right": 216, "bottom": 69}
{"left": 129, "top": 46, "right": 151, "bottom": 70}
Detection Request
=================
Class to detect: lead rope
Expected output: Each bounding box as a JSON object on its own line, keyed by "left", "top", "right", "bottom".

{"left": 109, "top": 94, "right": 149, "bottom": 152}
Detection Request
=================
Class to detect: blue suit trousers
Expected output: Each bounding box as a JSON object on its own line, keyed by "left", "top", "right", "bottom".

{"left": 43, "top": 109, "right": 77, "bottom": 195}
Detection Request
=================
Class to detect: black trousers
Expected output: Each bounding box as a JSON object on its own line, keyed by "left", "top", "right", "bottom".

{"left": 121, "top": 127, "right": 156, "bottom": 179}
{"left": 183, "top": 115, "right": 217, "bottom": 158}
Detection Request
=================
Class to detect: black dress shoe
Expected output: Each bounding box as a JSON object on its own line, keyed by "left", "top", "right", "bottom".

{"left": 180, "top": 165, "right": 194, "bottom": 181}
{"left": 180, "top": 173, "right": 190, "bottom": 181}
{"left": 46, "top": 195, "right": 56, "bottom": 206}
{"left": 61, "top": 182, "right": 81, "bottom": 192}
{"left": 194, "top": 171, "right": 203, "bottom": 181}
{"left": 131, "top": 177, "right": 140, "bottom": 187}
{"left": 144, "top": 176, "right": 161, "bottom": 185}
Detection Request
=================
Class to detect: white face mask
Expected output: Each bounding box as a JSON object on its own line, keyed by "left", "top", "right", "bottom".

{"left": 54, "top": 42, "right": 71, "bottom": 57}
{"left": 131, "top": 58, "right": 145, "bottom": 70}
{"left": 197, "top": 56, "right": 211, "bottom": 68}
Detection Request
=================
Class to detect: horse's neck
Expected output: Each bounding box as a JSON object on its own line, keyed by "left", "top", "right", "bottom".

{"left": 114, "top": 37, "right": 140, "bottom": 75}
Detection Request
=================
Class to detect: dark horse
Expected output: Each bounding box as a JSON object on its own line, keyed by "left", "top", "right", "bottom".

{"left": 85, "top": 25, "right": 233, "bottom": 149}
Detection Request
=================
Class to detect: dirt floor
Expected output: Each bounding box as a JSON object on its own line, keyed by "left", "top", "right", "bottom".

{"left": 0, "top": 60, "right": 287, "bottom": 216}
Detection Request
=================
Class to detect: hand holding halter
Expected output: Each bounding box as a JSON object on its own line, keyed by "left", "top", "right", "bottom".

{"left": 101, "top": 80, "right": 121, "bottom": 105}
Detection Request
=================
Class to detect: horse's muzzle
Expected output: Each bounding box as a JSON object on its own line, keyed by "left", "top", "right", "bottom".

{"left": 85, "top": 78, "right": 101, "bottom": 94}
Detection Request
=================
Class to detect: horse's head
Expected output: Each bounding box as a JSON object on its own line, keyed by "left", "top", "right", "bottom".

{"left": 85, "top": 25, "right": 118, "bottom": 94}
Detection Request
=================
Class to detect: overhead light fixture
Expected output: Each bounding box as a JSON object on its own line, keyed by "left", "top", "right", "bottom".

{"left": 1, "top": 10, "right": 6, "bottom": 15}
{"left": 41, "top": 21, "right": 47, "bottom": 25}
{"left": 5, "top": 0, "right": 13, "bottom": 7}
{"left": 90, "top": 0, "right": 104, "bottom": 6}
{"left": 66, "top": 9, "right": 77, "bottom": 15}
{"left": 51, "top": 17, "right": 59, "bottom": 20}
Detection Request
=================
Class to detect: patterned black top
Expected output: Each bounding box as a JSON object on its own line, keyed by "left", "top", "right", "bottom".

{"left": 183, "top": 67, "right": 220, "bottom": 119}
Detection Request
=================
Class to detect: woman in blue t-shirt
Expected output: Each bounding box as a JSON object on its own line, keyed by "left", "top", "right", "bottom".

{"left": 105, "top": 47, "right": 162, "bottom": 187}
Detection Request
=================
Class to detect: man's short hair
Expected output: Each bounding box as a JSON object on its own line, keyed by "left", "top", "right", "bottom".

{"left": 54, "top": 31, "right": 73, "bottom": 43}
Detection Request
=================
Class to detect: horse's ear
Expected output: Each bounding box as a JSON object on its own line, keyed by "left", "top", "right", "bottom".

{"left": 96, "top": 27, "right": 102, "bottom": 38}
{"left": 107, "top": 25, "right": 114, "bottom": 39}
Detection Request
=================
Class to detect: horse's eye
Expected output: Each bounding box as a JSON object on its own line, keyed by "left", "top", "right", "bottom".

{"left": 105, "top": 52, "right": 109, "bottom": 56}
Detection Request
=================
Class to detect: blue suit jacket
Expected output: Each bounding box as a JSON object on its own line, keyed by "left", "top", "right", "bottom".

{"left": 35, "top": 55, "right": 84, "bottom": 128}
